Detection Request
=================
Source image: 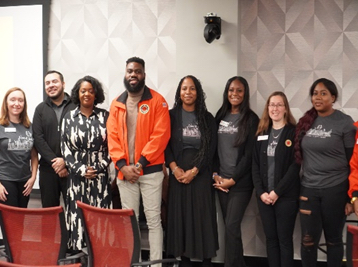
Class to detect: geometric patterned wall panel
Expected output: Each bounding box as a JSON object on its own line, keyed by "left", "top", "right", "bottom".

{"left": 241, "top": 0, "right": 358, "bottom": 121}
{"left": 240, "top": 0, "right": 358, "bottom": 261}
{"left": 48, "top": 0, "right": 176, "bottom": 111}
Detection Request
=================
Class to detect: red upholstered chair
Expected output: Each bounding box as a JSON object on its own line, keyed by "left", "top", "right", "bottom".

{"left": 0, "top": 262, "right": 81, "bottom": 267}
{"left": 347, "top": 224, "right": 358, "bottom": 267}
{"left": 76, "top": 201, "right": 179, "bottom": 267}
{"left": 0, "top": 203, "right": 67, "bottom": 265}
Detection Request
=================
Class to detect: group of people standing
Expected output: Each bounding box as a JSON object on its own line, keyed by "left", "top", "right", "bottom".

{"left": 0, "top": 56, "right": 357, "bottom": 267}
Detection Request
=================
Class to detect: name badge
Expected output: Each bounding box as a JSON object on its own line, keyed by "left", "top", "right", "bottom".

{"left": 220, "top": 120, "right": 229, "bottom": 127}
{"left": 5, "top": 127, "right": 16, "bottom": 133}
{"left": 257, "top": 135, "right": 268, "bottom": 141}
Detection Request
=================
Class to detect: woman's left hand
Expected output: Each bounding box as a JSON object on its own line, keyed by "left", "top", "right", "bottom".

{"left": 85, "top": 166, "right": 97, "bottom": 179}
{"left": 268, "top": 190, "right": 279, "bottom": 205}
{"left": 178, "top": 169, "right": 195, "bottom": 184}
{"left": 23, "top": 177, "right": 36, "bottom": 196}
{"left": 213, "top": 178, "right": 235, "bottom": 193}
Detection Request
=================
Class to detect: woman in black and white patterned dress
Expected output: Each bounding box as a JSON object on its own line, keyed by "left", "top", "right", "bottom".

{"left": 61, "top": 76, "right": 111, "bottom": 251}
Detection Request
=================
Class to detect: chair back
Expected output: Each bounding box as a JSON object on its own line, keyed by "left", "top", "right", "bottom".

{"left": 0, "top": 204, "right": 67, "bottom": 265}
{"left": 347, "top": 224, "right": 358, "bottom": 267}
{"left": 76, "top": 201, "right": 141, "bottom": 267}
{"left": 0, "top": 262, "right": 81, "bottom": 267}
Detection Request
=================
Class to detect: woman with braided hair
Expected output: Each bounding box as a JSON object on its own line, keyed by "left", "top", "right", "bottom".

{"left": 295, "top": 78, "right": 355, "bottom": 267}
{"left": 165, "top": 75, "right": 218, "bottom": 267}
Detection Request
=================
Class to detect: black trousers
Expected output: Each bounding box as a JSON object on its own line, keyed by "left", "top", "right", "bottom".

{"left": 300, "top": 180, "right": 348, "bottom": 267}
{"left": 0, "top": 180, "right": 29, "bottom": 207}
{"left": 218, "top": 190, "right": 252, "bottom": 267}
{"left": 257, "top": 196, "right": 298, "bottom": 267}
{"left": 39, "top": 168, "right": 68, "bottom": 207}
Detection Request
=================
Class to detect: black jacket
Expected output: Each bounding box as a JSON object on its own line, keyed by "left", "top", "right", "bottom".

{"left": 32, "top": 94, "right": 76, "bottom": 171}
{"left": 214, "top": 110, "right": 259, "bottom": 192}
{"left": 252, "top": 124, "right": 300, "bottom": 199}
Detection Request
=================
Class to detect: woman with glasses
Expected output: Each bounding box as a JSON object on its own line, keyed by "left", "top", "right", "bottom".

{"left": 252, "top": 91, "right": 300, "bottom": 267}
{"left": 213, "top": 76, "right": 259, "bottom": 267}
{"left": 295, "top": 78, "right": 355, "bottom": 267}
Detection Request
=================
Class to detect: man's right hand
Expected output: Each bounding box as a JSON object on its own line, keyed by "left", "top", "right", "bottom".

{"left": 120, "top": 165, "right": 140, "bottom": 183}
{"left": 51, "top": 157, "right": 66, "bottom": 173}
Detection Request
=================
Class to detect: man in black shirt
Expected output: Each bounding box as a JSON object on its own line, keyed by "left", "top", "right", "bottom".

{"left": 32, "top": 70, "right": 76, "bottom": 207}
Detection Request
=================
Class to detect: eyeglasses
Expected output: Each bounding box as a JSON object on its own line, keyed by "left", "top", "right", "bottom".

{"left": 268, "top": 103, "right": 285, "bottom": 108}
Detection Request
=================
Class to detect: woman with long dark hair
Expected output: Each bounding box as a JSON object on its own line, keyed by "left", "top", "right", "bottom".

{"left": 0, "top": 87, "right": 38, "bottom": 207}
{"left": 165, "top": 75, "right": 218, "bottom": 267}
{"left": 295, "top": 78, "right": 355, "bottom": 267}
{"left": 213, "top": 76, "right": 259, "bottom": 267}
{"left": 252, "top": 91, "right": 300, "bottom": 267}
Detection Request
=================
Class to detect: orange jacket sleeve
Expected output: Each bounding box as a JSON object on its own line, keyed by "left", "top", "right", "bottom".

{"left": 348, "top": 121, "right": 358, "bottom": 198}
{"left": 107, "top": 99, "right": 127, "bottom": 170}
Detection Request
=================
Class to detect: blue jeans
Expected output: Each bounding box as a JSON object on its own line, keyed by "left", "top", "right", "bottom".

{"left": 257, "top": 197, "right": 298, "bottom": 267}
{"left": 299, "top": 180, "right": 348, "bottom": 267}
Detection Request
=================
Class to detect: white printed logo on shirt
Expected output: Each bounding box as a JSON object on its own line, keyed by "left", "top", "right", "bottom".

{"left": 218, "top": 121, "right": 238, "bottom": 135}
{"left": 7, "top": 131, "right": 33, "bottom": 151}
{"left": 306, "top": 125, "right": 332, "bottom": 138}
{"left": 183, "top": 123, "right": 201, "bottom": 139}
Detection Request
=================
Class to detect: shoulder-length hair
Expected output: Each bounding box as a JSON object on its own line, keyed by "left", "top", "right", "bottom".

{"left": 0, "top": 87, "right": 31, "bottom": 128}
{"left": 70, "top": 75, "right": 105, "bottom": 106}
{"left": 173, "top": 75, "right": 210, "bottom": 167}
{"left": 215, "top": 76, "right": 252, "bottom": 146}
{"left": 256, "top": 91, "right": 296, "bottom": 135}
{"left": 294, "top": 78, "right": 337, "bottom": 164}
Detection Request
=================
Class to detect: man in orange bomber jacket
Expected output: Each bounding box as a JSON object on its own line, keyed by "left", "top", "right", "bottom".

{"left": 107, "top": 57, "right": 170, "bottom": 265}
{"left": 348, "top": 121, "right": 358, "bottom": 216}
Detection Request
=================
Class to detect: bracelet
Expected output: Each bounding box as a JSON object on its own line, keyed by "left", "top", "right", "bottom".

{"left": 351, "top": 197, "right": 358, "bottom": 204}
{"left": 212, "top": 173, "right": 218, "bottom": 179}
{"left": 191, "top": 168, "right": 197, "bottom": 177}
{"left": 172, "top": 166, "right": 179, "bottom": 175}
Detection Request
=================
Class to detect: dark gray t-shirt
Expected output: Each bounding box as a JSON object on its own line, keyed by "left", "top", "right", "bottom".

{"left": 217, "top": 113, "right": 240, "bottom": 178}
{"left": 0, "top": 122, "right": 33, "bottom": 182}
{"left": 301, "top": 110, "right": 356, "bottom": 188}
{"left": 182, "top": 109, "right": 201, "bottom": 150}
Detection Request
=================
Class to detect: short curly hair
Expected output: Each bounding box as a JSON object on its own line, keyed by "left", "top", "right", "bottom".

{"left": 70, "top": 75, "right": 105, "bottom": 106}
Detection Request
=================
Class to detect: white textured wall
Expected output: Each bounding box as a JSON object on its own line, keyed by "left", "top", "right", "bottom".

{"left": 48, "top": 0, "right": 176, "bottom": 110}
{"left": 175, "top": 0, "right": 239, "bottom": 115}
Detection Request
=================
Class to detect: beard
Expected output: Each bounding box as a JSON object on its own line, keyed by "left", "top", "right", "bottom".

{"left": 48, "top": 87, "right": 65, "bottom": 101}
{"left": 123, "top": 77, "right": 145, "bottom": 93}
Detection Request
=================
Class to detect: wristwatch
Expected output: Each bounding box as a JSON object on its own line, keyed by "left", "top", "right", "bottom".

{"left": 135, "top": 162, "right": 142, "bottom": 171}
{"left": 351, "top": 197, "right": 358, "bottom": 204}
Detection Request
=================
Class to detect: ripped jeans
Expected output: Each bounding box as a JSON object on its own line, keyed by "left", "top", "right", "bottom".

{"left": 299, "top": 179, "right": 348, "bottom": 267}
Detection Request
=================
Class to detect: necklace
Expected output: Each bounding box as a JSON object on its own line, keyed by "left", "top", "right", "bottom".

{"left": 272, "top": 127, "right": 284, "bottom": 139}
